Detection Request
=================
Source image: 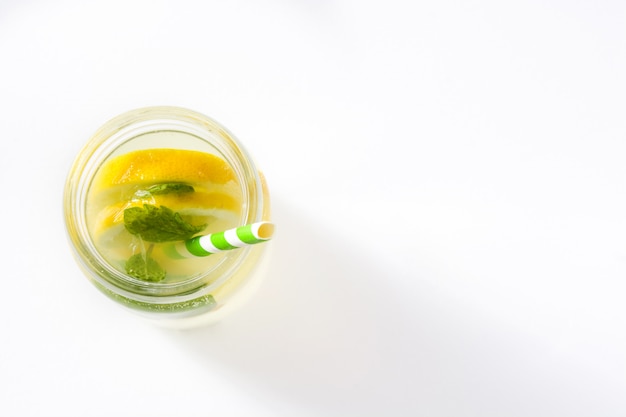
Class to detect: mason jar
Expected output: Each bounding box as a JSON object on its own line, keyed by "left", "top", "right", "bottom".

{"left": 64, "top": 106, "right": 272, "bottom": 328}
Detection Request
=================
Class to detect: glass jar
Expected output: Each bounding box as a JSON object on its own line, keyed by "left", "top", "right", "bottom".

{"left": 64, "top": 106, "right": 271, "bottom": 328}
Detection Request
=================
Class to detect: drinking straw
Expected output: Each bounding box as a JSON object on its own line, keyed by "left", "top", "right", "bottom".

{"left": 167, "top": 221, "right": 275, "bottom": 259}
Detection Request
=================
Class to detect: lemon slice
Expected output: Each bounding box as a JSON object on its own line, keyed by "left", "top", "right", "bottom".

{"left": 92, "top": 149, "right": 237, "bottom": 191}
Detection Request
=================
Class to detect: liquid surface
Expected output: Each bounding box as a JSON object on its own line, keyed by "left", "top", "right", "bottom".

{"left": 86, "top": 146, "right": 243, "bottom": 283}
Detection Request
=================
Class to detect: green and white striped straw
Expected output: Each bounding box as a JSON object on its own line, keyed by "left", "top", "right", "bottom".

{"left": 168, "top": 221, "right": 274, "bottom": 258}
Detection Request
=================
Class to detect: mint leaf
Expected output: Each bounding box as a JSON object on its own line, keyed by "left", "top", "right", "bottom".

{"left": 124, "top": 204, "right": 206, "bottom": 242}
{"left": 146, "top": 183, "right": 195, "bottom": 195}
{"left": 125, "top": 253, "right": 166, "bottom": 282}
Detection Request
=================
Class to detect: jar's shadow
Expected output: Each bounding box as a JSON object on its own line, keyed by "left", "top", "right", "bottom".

{"left": 161, "top": 197, "right": 434, "bottom": 415}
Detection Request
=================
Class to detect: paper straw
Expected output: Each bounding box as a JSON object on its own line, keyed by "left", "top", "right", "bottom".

{"left": 167, "top": 222, "right": 274, "bottom": 258}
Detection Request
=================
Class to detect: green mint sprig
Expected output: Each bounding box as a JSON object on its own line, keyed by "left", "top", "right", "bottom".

{"left": 124, "top": 204, "right": 206, "bottom": 243}
{"left": 125, "top": 251, "right": 166, "bottom": 282}
{"left": 145, "top": 183, "right": 195, "bottom": 195}
{"left": 122, "top": 199, "right": 206, "bottom": 282}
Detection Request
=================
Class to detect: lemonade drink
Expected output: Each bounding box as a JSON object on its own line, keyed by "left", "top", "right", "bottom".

{"left": 64, "top": 107, "right": 271, "bottom": 328}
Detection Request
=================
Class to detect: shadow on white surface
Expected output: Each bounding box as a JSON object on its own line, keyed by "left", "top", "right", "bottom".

{"left": 156, "top": 198, "right": 626, "bottom": 416}
{"left": 162, "top": 198, "right": 430, "bottom": 415}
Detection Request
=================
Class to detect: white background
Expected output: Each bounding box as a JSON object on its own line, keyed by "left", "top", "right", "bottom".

{"left": 1, "top": 0, "right": 625, "bottom": 415}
